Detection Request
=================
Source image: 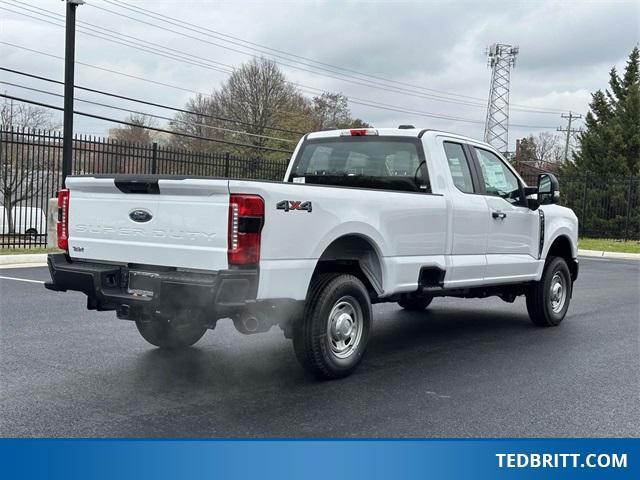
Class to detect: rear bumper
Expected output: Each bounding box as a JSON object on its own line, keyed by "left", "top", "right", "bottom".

{"left": 44, "top": 253, "right": 258, "bottom": 317}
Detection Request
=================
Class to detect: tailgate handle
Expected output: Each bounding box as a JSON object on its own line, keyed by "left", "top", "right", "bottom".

{"left": 115, "top": 180, "right": 160, "bottom": 194}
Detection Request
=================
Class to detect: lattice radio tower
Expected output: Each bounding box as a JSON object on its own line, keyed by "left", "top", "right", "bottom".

{"left": 484, "top": 43, "right": 519, "bottom": 153}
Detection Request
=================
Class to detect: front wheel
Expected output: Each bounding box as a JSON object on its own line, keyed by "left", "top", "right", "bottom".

{"left": 136, "top": 317, "right": 207, "bottom": 349}
{"left": 293, "top": 274, "right": 372, "bottom": 379}
{"left": 526, "top": 256, "right": 572, "bottom": 327}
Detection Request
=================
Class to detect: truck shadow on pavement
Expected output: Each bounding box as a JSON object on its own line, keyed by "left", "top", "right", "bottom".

{"left": 110, "top": 303, "right": 565, "bottom": 437}
{"left": 131, "top": 303, "right": 544, "bottom": 388}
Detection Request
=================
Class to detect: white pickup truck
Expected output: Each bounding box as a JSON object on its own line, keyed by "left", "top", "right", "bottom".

{"left": 46, "top": 127, "right": 578, "bottom": 379}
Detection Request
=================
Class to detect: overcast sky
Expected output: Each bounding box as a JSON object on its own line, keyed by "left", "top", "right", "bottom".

{"left": 1, "top": 0, "right": 638, "bottom": 150}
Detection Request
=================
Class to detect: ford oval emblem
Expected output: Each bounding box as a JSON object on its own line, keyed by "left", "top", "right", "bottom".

{"left": 129, "top": 209, "right": 153, "bottom": 223}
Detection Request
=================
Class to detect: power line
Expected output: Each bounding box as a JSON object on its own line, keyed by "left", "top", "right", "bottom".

{"left": 0, "top": 93, "right": 295, "bottom": 154}
{"left": 101, "top": 0, "right": 567, "bottom": 114}
{"left": 0, "top": 4, "right": 234, "bottom": 74}
{"left": 0, "top": 41, "right": 559, "bottom": 130}
{"left": 102, "top": 0, "right": 488, "bottom": 103}
{"left": 0, "top": 67, "right": 306, "bottom": 135}
{"left": 0, "top": 67, "right": 558, "bottom": 131}
{"left": 0, "top": 81, "right": 298, "bottom": 143}
{"left": 1, "top": 42, "right": 220, "bottom": 95}
{"left": 5, "top": 2, "right": 496, "bottom": 112}
{"left": 2, "top": 4, "right": 566, "bottom": 124}
{"left": 85, "top": 1, "right": 496, "bottom": 110}
{"left": 5, "top": 0, "right": 564, "bottom": 115}
{"left": 89, "top": 0, "right": 565, "bottom": 114}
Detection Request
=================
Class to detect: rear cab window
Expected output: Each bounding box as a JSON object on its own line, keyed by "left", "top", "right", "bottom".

{"left": 443, "top": 142, "right": 475, "bottom": 193}
{"left": 290, "top": 137, "right": 430, "bottom": 193}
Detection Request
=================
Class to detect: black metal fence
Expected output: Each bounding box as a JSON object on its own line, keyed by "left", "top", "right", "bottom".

{"left": 520, "top": 173, "right": 639, "bottom": 241}
{"left": 1, "top": 127, "right": 638, "bottom": 249}
{"left": 0, "top": 127, "right": 288, "bottom": 248}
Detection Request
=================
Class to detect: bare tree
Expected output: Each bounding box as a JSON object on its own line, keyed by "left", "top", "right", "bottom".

{"left": 1, "top": 99, "right": 60, "bottom": 234}
{"left": 104, "top": 114, "right": 161, "bottom": 173}
{"left": 170, "top": 93, "right": 226, "bottom": 152}
{"left": 169, "top": 58, "right": 308, "bottom": 158}
{"left": 108, "top": 113, "right": 159, "bottom": 144}
{"left": 213, "top": 57, "right": 304, "bottom": 154}
{"left": 170, "top": 60, "right": 372, "bottom": 160}
{"left": 1, "top": 98, "right": 60, "bottom": 130}
{"left": 517, "top": 132, "right": 564, "bottom": 168}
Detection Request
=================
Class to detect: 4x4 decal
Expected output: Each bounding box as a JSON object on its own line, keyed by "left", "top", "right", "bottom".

{"left": 277, "top": 200, "right": 312, "bottom": 213}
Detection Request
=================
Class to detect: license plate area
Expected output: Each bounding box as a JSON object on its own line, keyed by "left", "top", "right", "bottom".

{"left": 127, "top": 271, "right": 159, "bottom": 298}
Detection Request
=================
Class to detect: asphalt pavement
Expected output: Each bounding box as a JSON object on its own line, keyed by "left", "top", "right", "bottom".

{"left": 1, "top": 258, "right": 638, "bottom": 438}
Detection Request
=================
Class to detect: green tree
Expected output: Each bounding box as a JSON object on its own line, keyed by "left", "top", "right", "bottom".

{"left": 559, "top": 47, "right": 640, "bottom": 240}
{"left": 311, "top": 92, "right": 371, "bottom": 130}
{"left": 565, "top": 46, "right": 639, "bottom": 176}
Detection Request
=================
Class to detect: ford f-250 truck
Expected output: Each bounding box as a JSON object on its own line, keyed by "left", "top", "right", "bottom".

{"left": 45, "top": 127, "right": 578, "bottom": 379}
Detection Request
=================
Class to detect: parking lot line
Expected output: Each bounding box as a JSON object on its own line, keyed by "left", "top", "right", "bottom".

{"left": 0, "top": 276, "right": 45, "bottom": 284}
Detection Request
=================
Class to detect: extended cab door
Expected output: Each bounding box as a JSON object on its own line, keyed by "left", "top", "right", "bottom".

{"left": 469, "top": 147, "right": 540, "bottom": 282}
{"left": 440, "top": 140, "right": 490, "bottom": 287}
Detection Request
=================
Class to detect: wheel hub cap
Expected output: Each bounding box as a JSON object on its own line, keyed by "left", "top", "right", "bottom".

{"left": 327, "top": 297, "right": 363, "bottom": 359}
{"left": 332, "top": 313, "right": 354, "bottom": 339}
{"left": 549, "top": 272, "right": 567, "bottom": 313}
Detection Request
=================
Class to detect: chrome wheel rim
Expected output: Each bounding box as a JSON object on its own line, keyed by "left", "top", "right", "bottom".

{"left": 549, "top": 272, "right": 567, "bottom": 314}
{"left": 327, "top": 296, "right": 363, "bottom": 359}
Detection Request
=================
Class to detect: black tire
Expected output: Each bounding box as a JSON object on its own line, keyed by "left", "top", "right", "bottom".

{"left": 526, "top": 256, "right": 572, "bottom": 327}
{"left": 293, "top": 273, "right": 372, "bottom": 380}
{"left": 398, "top": 295, "right": 433, "bottom": 311}
{"left": 135, "top": 317, "right": 207, "bottom": 349}
{"left": 25, "top": 228, "right": 38, "bottom": 240}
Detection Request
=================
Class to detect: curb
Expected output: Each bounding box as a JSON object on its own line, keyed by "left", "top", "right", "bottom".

{"left": 578, "top": 249, "right": 640, "bottom": 261}
{"left": 0, "top": 253, "right": 48, "bottom": 267}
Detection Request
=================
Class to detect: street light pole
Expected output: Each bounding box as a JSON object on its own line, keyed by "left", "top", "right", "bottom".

{"left": 61, "top": 0, "right": 84, "bottom": 185}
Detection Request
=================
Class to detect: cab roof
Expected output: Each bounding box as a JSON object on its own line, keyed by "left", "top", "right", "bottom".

{"left": 305, "top": 127, "right": 486, "bottom": 146}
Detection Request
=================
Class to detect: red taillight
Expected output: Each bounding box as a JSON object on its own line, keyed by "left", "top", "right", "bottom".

{"left": 340, "top": 128, "right": 379, "bottom": 136}
{"left": 56, "top": 188, "right": 70, "bottom": 251}
{"left": 228, "top": 194, "right": 264, "bottom": 266}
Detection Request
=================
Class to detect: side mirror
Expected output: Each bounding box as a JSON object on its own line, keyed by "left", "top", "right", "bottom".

{"left": 537, "top": 173, "right": 560, "bottom": 205}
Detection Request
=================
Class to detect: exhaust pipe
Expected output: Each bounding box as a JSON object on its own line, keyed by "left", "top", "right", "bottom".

{"left": 240, "top": 315, "right": 260, "bottom": 333}
{"left": 233, "top": 310, "right": 273, "bottom": 335}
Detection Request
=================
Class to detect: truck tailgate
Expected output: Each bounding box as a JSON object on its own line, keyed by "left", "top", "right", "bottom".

{"left": 66, "top": 177, "right": 230, "bottom": 271}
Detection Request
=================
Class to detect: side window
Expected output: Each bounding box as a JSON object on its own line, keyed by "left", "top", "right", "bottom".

{"left": 443, "top": 142, "right": 474, "bottom": 193}
{"left": 473, "top": 148, "right": 522, "bottom": 204}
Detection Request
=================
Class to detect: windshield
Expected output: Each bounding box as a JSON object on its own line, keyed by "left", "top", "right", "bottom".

{"left": 290, "top": 137, "right": 429, "bottom": 193}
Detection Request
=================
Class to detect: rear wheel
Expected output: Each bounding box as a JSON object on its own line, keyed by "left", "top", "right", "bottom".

{"left": 526, "top": 256, "right": 572, "bottom": 327}
{"left": 398, "top": 295, "right": 433, "bottom": 311}
{"left": 135, "top": 317, "right": 207, "bottom": 349}
{"left": 293, "top": 273, "right": 371, "bottom": 379}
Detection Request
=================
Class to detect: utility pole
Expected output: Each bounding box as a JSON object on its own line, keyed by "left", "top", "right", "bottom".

{"left": 484, "top": 43, "right": 519, "bottom": 154}
{"left": 61, "top": 0, "right": 84, "bottom": 185}
{"left": 557, "top": 111, "right": 581, "bottom": 163}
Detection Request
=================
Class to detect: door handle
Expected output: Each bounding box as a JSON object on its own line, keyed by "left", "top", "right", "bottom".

{"left": 492, "top": 211, "right": 507, "bottom": 219}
